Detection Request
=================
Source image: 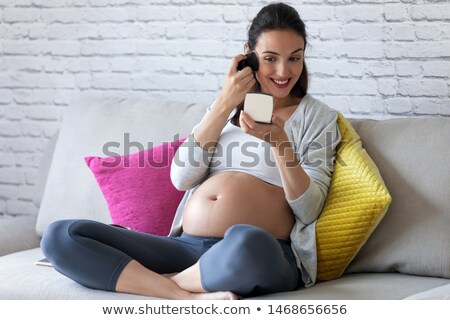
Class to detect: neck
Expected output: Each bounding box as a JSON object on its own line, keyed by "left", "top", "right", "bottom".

{"left": 273, "top": 95, "right": 301, "bottom": 110}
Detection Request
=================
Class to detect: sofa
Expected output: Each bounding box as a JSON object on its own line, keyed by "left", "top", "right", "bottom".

{"left": 0, "top": 95, "right": 449, "bottom": 300}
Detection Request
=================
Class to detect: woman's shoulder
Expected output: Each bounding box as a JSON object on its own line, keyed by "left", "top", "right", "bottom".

{"left": 295, "top": 94, "right": 338, "bottom": 125}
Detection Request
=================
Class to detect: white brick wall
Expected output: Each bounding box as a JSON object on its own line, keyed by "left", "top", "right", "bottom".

{"left": 1, "top": 0, "right": 449, "bottom": 216}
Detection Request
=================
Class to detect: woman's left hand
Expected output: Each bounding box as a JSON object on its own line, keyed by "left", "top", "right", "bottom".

{"left": 239, "top": 111, "right": 288, "bottom": 147}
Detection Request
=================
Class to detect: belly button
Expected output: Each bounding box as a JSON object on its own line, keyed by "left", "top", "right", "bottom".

{"left": 209, "top": 195, "right": 219, "bottom": 201}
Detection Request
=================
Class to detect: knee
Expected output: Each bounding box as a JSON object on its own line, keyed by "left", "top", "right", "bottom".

{"left": 224, "top": 224, "right": 280, "bottom": 272}
{"left": 40, "top": 219, "right": 88, "bottom": 267}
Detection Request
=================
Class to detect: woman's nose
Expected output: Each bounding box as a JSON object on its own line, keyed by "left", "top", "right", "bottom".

{"left": 275, "top": 62, "right": 289, "bottom": 77}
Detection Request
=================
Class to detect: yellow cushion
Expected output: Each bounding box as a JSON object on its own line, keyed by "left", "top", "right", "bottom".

{"left": 316, "top": 113, "right": 392, "bottom": 281}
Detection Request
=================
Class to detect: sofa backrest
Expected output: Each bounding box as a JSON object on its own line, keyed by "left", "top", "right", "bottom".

{"left": 35, "top": 96, "right": 208, "bottom": 236}
{"left": 34, "top": 97, "right": 450, "bottom": 281}
{"left": 346, "top": 117, "right": 450, "bottom": 280}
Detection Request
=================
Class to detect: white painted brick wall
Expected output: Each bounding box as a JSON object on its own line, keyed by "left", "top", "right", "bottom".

{"left": 1, "top": 0, "right": 450, "bottom": 216}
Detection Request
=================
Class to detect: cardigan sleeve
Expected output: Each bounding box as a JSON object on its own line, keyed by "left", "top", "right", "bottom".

{"left": 288, "top": 106, "right": 341, "bottom": 225}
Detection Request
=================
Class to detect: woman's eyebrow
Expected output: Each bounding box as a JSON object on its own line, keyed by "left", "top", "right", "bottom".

{"left": 262, "top": 48, "right": 304, "bottom": 55}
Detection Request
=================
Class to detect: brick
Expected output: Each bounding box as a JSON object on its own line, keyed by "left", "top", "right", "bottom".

{"left": 5, "top": 105, "right": 26, "bottom": 121}
{"left": 384, "top": 5, "right": 409, "bottom": 22}
{"left": 223, "top": 6, "right": 247, "bottom": 23}
{"left": 422, "top": 61, "right": 450, "bottom": 77}
{"left": 21, "top": 122, "right": 43, "bottom": 138}
{"left": 42, "top": 41, "right": 81, "bottom": 57}
{"left": 386, "top": 98, "right": 414, "bottom": 114}
{"left": 319, "top": 24, "right": 342, "bottom": 40}
{"left": 132, "top": 74, "right": 218, "bottom": 91}
{"left": 2, "top": 41, "right": 41, "bottom": 55}
{"left": 136, "top": 57, "right": 183, "bottom": 73}
{"left": 91, "top": 73, "right": 132, "bottom": 90}
{"left": 165, "top": 23, "right": 187, "bottom": 39}
{"left": 367, "top": 61, "right": 395, "bottom": 77}
{"left": 0, "top": 169, "right": 25, "bottom": 185}
{"left": 47, "top": 24, "right": 98, "bottom": 40}
{"left": 337, "top": 60, "right": 366, "bottom": 78}
{"left": 322, "top": 96, "right": 350, "bottom": 114}
{"left": 415, "top": 25, "right": 441, "bottom": 40}
{"left": 9, "top": 137, "right": 48, "bottom": 153}
{"left": 81, "top": 40, "right": 136, "bottom": 55}
{"left": 0, "top": 153, "right": 14, "bottom": 167}
{"left": 340, "top": 42, "right": 384, "bottom": 59}
{"left": 6, "top": 199, "right": 37, "bottom": 215}
{"left": 0, "top": 90, "right": 13, "bottom": 104}
{"left": 390, "top": 25, "right": 415, "bottom": 41}
{"left": 110, "top": 57, "right": 136, "bottom": 73}
{"left": 307, "top": 58, "right": 337, "bottom": 77}
{"left": 377, "top": 79, "right": 398, "bottom": 96}
{"left": 41, "top": 9, "right": 84, "bottom": 23}
{"left": 385, "top": 41, "right": 450, "bottom": 58}
{"left": 187, "top": 23, "right": 229, "bottom": 40}
{"left": 26, "top": 106, "right": 62, "bottom": 121}
{"left": 2, "top": 57, "right": 44, "bottom": 72}
{"left": 396, "top": 61, "right": 422, "bottom": 76}
{"left": 3, "top": 8, "right": 39, "bottom": 23}
{"left": 412, "top": 98, "right": 446, "bottom": 115}
{"left": 295, "top": 6, "right": 334, "bottom": 21}
{"left": 29, "top": 23, "right": 47, "bottom": 40}
{"left": 334, "top": 6, "right": 384, "bottom": 22}
{"left": 179, "top": 6, "right": 222, "bottom": 22}
{"left": 0, "top": 185, "right": 18, "bottom": 200}
{"left": 399, "top": 79, "right": 448, "bottom": 97}
{"left": 137, "top": 6, "right": 179, "bottom": 22}
{"left": 410, "top": 5, "right": 450, "bottom": 21}
{"left": 42, "top": 122, "right": 61, "bottom": 138}
{"left": 98, "top": 23, "right": 146, "bottom": 39}
{"left": 343, "top": 24, "right": 388, "bottom": 41}
{"left": 348, "top": 97, "right": 385, "bottom": 115}
{"left": 0, "top": 122, "right": 22, "bottom": 138}
{"left": 310, "top": 79, "right": 378, "bottom": 95}
{"left": 16, "top": 185, "right": 36, "bottom": 201}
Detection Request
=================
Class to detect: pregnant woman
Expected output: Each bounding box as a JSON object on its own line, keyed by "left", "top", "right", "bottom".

{"left": 41, "top": 3, "right": 340, "bottom": 300}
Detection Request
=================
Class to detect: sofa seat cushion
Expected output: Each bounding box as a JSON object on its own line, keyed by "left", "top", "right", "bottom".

{"left": 253, "top": 273, "right": 450, "bottom": 300}
{"left": 0, "top": 248, "right": 149, "bottom": 299}
{"left": 2, "top": 249, "right": 449, "bottom": 300}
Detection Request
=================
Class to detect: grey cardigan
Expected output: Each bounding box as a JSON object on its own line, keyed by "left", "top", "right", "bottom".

{"left": 169, "top": 94, "right": 341, "bottom": 287}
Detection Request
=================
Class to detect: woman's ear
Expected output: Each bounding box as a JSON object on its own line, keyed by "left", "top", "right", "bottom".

{"left": 244, "top": 42, "right": 251, "bottom": 54}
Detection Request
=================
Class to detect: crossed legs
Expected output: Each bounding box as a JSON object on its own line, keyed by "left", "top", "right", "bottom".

{"left": 41, "top": 220, "right": 299, "bottom": 299}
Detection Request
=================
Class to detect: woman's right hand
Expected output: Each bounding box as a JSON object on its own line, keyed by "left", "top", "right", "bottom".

{"left": 216, "top": 54, "right": 257, "bottom": 112}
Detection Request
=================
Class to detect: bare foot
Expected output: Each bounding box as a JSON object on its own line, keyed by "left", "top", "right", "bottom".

{"left": 191, "top": 291, "right": 239, "bottom": 300}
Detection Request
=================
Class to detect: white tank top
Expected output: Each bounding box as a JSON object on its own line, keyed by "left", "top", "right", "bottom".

{"left": 208, "top": 120, "right": 283, "bottom": 187}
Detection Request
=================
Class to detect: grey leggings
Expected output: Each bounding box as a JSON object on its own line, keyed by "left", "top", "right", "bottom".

{"left": 41, "top": 220, "right": 301, "bottom": 297}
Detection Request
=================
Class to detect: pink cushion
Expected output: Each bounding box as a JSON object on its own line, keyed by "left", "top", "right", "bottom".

{"left": 85, "top": 138, "right": 186, "bottom": 235}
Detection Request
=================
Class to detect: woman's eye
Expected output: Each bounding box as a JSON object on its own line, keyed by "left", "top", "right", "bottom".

{"left": 263, "top": 57, "right": 275, "bottom": 62}
{"left": 290, "top": 57, "right": 302, "bottom": 62}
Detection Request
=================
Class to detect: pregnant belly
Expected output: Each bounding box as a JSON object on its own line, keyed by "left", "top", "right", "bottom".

{"left": 182, "top": 171, "right": 295, "bottom": 239}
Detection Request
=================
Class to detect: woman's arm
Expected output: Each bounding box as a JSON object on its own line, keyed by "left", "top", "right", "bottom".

{"left": 193, "top": 55, "right": 256, "bottom": 151}
{"left": 239, "top": 107, "right": 341, "bottom": 225}
{"left": 171, "top": 55, "right": 256, "bottom": 191}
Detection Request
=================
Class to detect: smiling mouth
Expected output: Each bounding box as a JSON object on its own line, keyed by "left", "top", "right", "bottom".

{"left": 271, "top": 78, "right": 290, "bottom": 88}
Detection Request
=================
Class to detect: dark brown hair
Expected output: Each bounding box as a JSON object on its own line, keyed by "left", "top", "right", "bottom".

{"left": 232, "top": 3, "right": 308, "bottom": 125}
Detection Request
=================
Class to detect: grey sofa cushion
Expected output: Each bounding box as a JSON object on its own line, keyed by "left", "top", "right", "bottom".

{"left": 36, "top": 96, "right": 207, "bottom": 236}
{"left": 0, "top": 215, "right": 40, "bottom": 257}
{"left": 33, "top": 132, "right": 59, "bottom": 209}
{"left": 0, "top": 248, "right": 148, "bottom": 299}
{"left": 345, "top": 117, "right": 450, "bottom": 279}
{"left": 2, "top": 248, "right": 449, "bottom": 299}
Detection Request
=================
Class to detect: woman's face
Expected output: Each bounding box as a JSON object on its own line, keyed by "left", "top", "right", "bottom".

{"left": 252, "top": 30, "right": 305, "bottom": 101}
